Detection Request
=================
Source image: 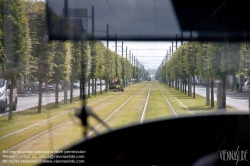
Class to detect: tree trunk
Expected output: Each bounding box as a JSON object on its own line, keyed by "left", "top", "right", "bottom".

{"left": 175, "top": 79, "right": 177, "bottom": 90}
{"left": 92, "top": 78, "right": 94, "bottom": 95}
{"left": 226, "top": 75, "right": 230, "bottom": 90}
{"left": 37, "top": 80, "right": 42, "bottom": 113}
{"left": 188, "top": 75, "right": 192, "bottom": 97}
{"left": 94, "top": 79, "right": 97, "bottom": 95}
{"left": 70, "top": 78, "right": 73, "bottom": 103}
{"left": 222, "top": 76, "right": 227, "bottom": 109}
{"left": 232, "top": 75, "right": 236, "bottom": 91}
{"left": 88, "top": 79, "right": 90, "bottom": 98}
{"left": 178, "top": 79, "right": 181, "bottom": 91}
{"left": 193, "top": 74, "right": 195, "bottom": 98}
{"left": 55, "top": 83, "right": 59, "bottom": 106}
{"left": 199, "top": 76, "right": 202, "bottom": 86}
{"left": 64, "top": 80, "right": 67, "bottom": 104}
{"left": 100, "top": 79, "right": 102, "bottom": 95}
{"left": 211, "top": 77, "right": 214, "bottom": 108}
{"left": 178, "top": 79, "right": 180, "bottom": 91}
{"left": 123, "top": 79, "right": 125, "bottom": 88}
{"left": 185, "top": 78, "right": 187, "bottom": 94}
{"left": 8, "top": 79, "right": 15, "bottom": 120}
{"left": 206, "top": 77, "right": 210, "bottom": 106}
{"left": 183, "top": 80, "right": 185, "bottom": 93}
{"left": 105, "top": 78, "right": 108, "bottom": 93}
{"left": 239, "top": 75, "right": 244, "bottom": 92}
{"left": 79, "top": 79, "right": 83, "bottom": 99}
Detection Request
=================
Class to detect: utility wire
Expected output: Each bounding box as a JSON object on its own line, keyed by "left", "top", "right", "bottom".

{"left": 105, "top": 0, "right": 128, "bottom": 34}
{"left": 154, "top": 0, "right": 158, "bottom": 36}
{"left": 153, "top": 0, "right": 158, "bottom": 55}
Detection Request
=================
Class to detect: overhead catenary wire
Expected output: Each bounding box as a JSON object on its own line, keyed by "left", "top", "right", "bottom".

{"left": 154, "top": 0, "right": 158, "bottom": 36}
{"left": 105, "top": 0, "right": 128, "bottom": 34}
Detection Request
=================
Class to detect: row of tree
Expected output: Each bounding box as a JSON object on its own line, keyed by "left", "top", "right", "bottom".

{"left": 156, "top": 41, "right": 249, "bottom": 109}
{"left": 0, "top": 0, "right": 144, "bottom": 120}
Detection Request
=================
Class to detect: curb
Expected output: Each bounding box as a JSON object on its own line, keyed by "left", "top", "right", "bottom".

{"left": 18, "top": 92, "right": 52, "bottom": 97}
{"left": 18, "top": 94, "right": 37, "bottom": 97}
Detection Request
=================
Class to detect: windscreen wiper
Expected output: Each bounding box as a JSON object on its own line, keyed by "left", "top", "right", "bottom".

{"left": 76, "top": 106, "right": 112, "bottom": 142}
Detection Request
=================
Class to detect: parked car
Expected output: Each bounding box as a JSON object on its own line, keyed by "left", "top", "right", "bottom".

{"left": 73, "top": 80, "right": 80, "bottom": 88}
{"left": 0, "top": 78, "right": 18, "bottom": 113}
{"left": 200, "top": 80, "right": 205, "bottom": 85}
{"left": 97, "top": 79, "right": 105, "bottom": 85}
{"left": 47, "top": 83, "right": 61, "bottom": 91}
{"left": 130, "top": 78, "right": 135, "bottom": 83}
{"left": 35, "top": 82, "right": 49, "bottom": 92}
{"left": 242, "top": 81, "right": 249, "bottom": 93}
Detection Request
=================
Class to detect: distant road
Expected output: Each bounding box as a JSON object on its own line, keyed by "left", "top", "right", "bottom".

{"left": 0, "top": 85, "right": 106, "bottom": 116}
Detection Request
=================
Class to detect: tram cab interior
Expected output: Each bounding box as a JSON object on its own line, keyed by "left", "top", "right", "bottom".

{"left": 41, "top": 0, "right": 250, "bottom": 165}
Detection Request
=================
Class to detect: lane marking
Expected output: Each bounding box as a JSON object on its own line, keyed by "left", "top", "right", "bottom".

{"left": 172, "top": 96, "right": 195, "bottom": 114}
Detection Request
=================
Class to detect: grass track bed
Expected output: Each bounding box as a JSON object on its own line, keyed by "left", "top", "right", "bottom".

{"left": 144, "top": 83, "right": 176, "bottom": 123}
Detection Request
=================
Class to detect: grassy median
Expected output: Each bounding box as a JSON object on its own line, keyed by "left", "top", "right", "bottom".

{"left": 158, "top": 83, "right": 237, "bottom": 114}
{"left": 0, "top": 83, "right": 143, "bottom": 153}
{"left": 0, "top": 82, "right": 239, "bottom": 166}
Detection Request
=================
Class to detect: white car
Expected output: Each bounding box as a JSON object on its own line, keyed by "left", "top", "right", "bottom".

{"left": 96, "top": 79, "right": 105, "bottom": 85}
{"left": 0, "top": 78, "right": 18, "bottom": 113}
{"left": 47, "top": 83, "right": 61, "bottom": 91}
{"left": 242, "top": 81, "right": 249, "bottom": 93}
{"left": 73, "top": 80, "right": 80, "bottom": 88}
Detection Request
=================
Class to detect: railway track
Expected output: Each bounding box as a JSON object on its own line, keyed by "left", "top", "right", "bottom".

{"left": 0, "top": 83, "right": 145, "bottom": 153}
{"left": 80, "top": 81, "right": 181, "bottom": 141}
{"left": 78, "top": 83, "right": 150, "bottom": 142}
{"left": 156, "top": 83, "right": 178, "bottom": 117}
{"left": 1, "top": 81, "right": 192, "bottom": 155}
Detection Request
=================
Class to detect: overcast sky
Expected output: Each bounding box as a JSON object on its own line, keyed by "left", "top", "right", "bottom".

{"left": 46, "top": 0, "right": 185, "bottom": 69}
{"left": 46, "top": 0, "right": 189, "bottom": 38}
{"left": 103, "top": 41, "right": 182, "bottom": 70}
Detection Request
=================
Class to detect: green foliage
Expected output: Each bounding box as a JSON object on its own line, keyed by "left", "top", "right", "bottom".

{"left": 51, "top": 41, "right": 72, "bottom": 83}
{"left": 72, "top": 41, "right": 91, "bottom": 81}
{"left": 95, "top": 42, "right": 106, "bottom": 79}
{"left": 107, "top": 51, "right": 118, "bottom": 79}
{"left": 125, "top": 59, "right": 132, "bottom": 79}
{"left": 239, "top": 42, "right": 250, "bottom": 76}
{"left": 162, "top": 41, "right": 242, "bottom": 84}
{"left": 26, "top": 1, "right": 54, "bottom": 83}
{"left": 71, "top": 41, "right": 83, "bottom": 81}
{"left": 196, "top": 42, "right": 209, "bottom": 77}
{"left": 160, "top": 64, "right": 166, "bottom": 83}
{"left": 183, "top": 42, "right": 198, "bottom": 76}
{"left": 225, "top": 42, "right": 240, "bottom": 75}
{"left": 2, "top": 0, "right": 30, "bottom": 80}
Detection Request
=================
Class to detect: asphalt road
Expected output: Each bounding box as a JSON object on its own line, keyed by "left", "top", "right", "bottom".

{"left": 0, "top": 85, "right": 106, "bottom": 116}
{"left": 188, "top": 85, "right": 249, "bottom": 112}
{"left": 3, "top": 83, "right": 248, "bottom": 116}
